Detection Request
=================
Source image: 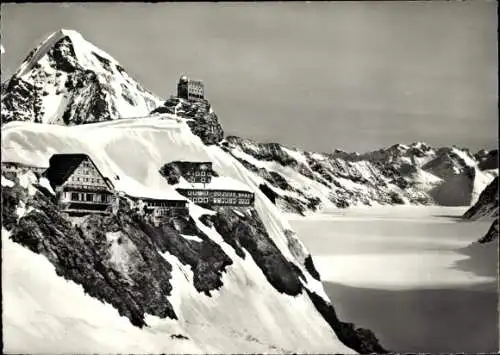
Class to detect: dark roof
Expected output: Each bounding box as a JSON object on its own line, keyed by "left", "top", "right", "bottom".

{"left": 173, "top": 161, "right": 212, "bottom": 167}
{"left": 44, "top": 154, "right": 112, "bottom": 189}
{"left": 129, "top": 195, "right": 186, "bottom": 203}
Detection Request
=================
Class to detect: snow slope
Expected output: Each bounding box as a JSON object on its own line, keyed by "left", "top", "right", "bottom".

{"left": 2, "top": 228, "right": 203, "bottom": 354}
{"left": 1, "top": 117, "right": 355, "bottom": 354}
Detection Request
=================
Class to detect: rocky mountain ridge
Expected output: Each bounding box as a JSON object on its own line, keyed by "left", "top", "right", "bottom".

{"left": 221, "top": 136, "right": 498, "bottom": 215}
{"left": 1, "top": 29, "right": 161, "bottom": 125}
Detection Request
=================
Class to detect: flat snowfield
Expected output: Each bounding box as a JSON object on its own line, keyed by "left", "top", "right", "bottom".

{"left": 290, "top": 205, "right": 498, "bottom": 353}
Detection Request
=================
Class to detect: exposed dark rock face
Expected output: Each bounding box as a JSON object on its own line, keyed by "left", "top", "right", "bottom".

{"left": 220, "top": 145, "right": 324, "bottom": 215}
{"left": 422, "top": 147, "right": 471, "bottom": 180}
{"left": 306, "top": 290, "right": 389, "bottom": 354}
{"left": 159, "top": 162, "right": 183, "bottom": 185}
{"left": 199, "top": 214, "right": 215, "bottom": 228}
{"left": 389, "top": 191, "right": 405, "bottom": 205}
{"left": 429, "top": 166, "right": 476, "bottom": 206}
{"left": 259, "top": 184, "right": 277, "bottom": 204}
{"left": 476, "top": 149, "right": 498, "bottom": 170}
{"left": 225, "top": 137, "right": 299, "bottom": 167}
{"left": 2, "top": 32, "right": 159, "bottom": 125}
{"left": 463, "top": 176, "right": 499, "bottom": 220}
{"left": 153, "top": 218, "right": 233, "bottom": 296}
{"left": 1, "top": 77, "right": 40, "bottom": 123}
{"left": 159, "top": 161, "right": 219, "bottom": 185}
{"left": 478, "top": 218, "right": 499, "bottom": 244}
{"left": 151, "top": 96, "right": 224, "bottom": 145}
{"left": 304, "top": 255, "right": 321, "bottom": 281}
{"left": 211, "top": 207, "right": 304, "bottom": 296}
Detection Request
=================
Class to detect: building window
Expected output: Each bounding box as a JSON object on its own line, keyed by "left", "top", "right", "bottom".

{"left": 86, "top": 193, "right": 93, "bottom": 202}
{"left": 71, "top": 192, "right": 79, "bottom": 201}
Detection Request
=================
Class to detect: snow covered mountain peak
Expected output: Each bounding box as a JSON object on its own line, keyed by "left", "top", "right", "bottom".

{"left": 2, "top": 29, "right": 162, "bottom": 125}
{"left": 16, "top": 29, "right": 119, "bottom": 78}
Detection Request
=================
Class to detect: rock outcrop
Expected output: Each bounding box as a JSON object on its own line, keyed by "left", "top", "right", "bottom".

{"left": 463, "top": 176, "right": 498, "bottom": 220}
{"left": 151, "top": 96, "right": 224, "bottom": 145}
{"left": 1, "top": 29, "right": 160, "bottom": 125}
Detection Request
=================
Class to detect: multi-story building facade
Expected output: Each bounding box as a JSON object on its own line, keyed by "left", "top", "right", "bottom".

{"left": 177, "top": 188, "right": 254, "bottom": 208}
{"left": 44, "top": 153, "right": 190, "bottom": 222}
{"left": 177, "top": 75, "right": 205, "bottom": 101}
{"left": 131, "top": 196, "right": 189, "bottom": 226}
{"left": 175, "top": 161, "right": 213, "bottom": 184}
{"left": 43, "top": 154, "right": 118, "bottom": 216}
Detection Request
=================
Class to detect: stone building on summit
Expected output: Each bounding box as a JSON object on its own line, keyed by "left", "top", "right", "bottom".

{"left": 177, "top": 75, "right": 204, "bottom": 101}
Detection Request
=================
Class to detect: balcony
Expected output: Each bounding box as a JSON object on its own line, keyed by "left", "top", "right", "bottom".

{"left": 62, "top": 208, "right": 110, "bottom": 216}
{"left": 59, "top": 201, "right": 111, "bottom": 212}
{"left": 63, "top": 184, "right": 111, "bottom": 192}
{"left": 61, "top": 199, "right": 110, "bottom": 205}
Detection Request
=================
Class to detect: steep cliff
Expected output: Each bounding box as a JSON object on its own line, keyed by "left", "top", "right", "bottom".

{"left": 151, "top": 96, "right": 224, "bottom": 145}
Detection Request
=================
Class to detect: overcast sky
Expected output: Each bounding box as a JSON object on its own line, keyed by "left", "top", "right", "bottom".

{"left": 1, "top": 2, "right": 497, "bottom": 153}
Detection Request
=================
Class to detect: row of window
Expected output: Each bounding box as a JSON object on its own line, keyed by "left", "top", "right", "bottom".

{"left": 213, "top": 197, "right": 236, "bottom": 204}
{"left": 185, "top": 190, "right": 211, "bottom": 197}
{"left": 68, "top": 192, "right": 111, "bottom": 203}
{"left": 192, "top": 197, "right": 209, "bottom": 204}
{"left": 189, "top": 197, "right": 252, "bottom": 205}
{"left": 80, "top": 160, "right": 92, "bottom": 168}
{"left": 183, "top": 190, "right": 253, "bottom": 198}
{"left": 145, "top": 201, "right": 185, "bottom": 208}
{"left": 72, "top": 176, "right": 102, "bottom": 184}
{"left": 187, "top": 171, "right": 210, "bottom": 176}
{"left": 187, "top": 177, "right": 210, "bottom": 183}
{"left": 212, "top": 191, "right": 251, "bottom": 198}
